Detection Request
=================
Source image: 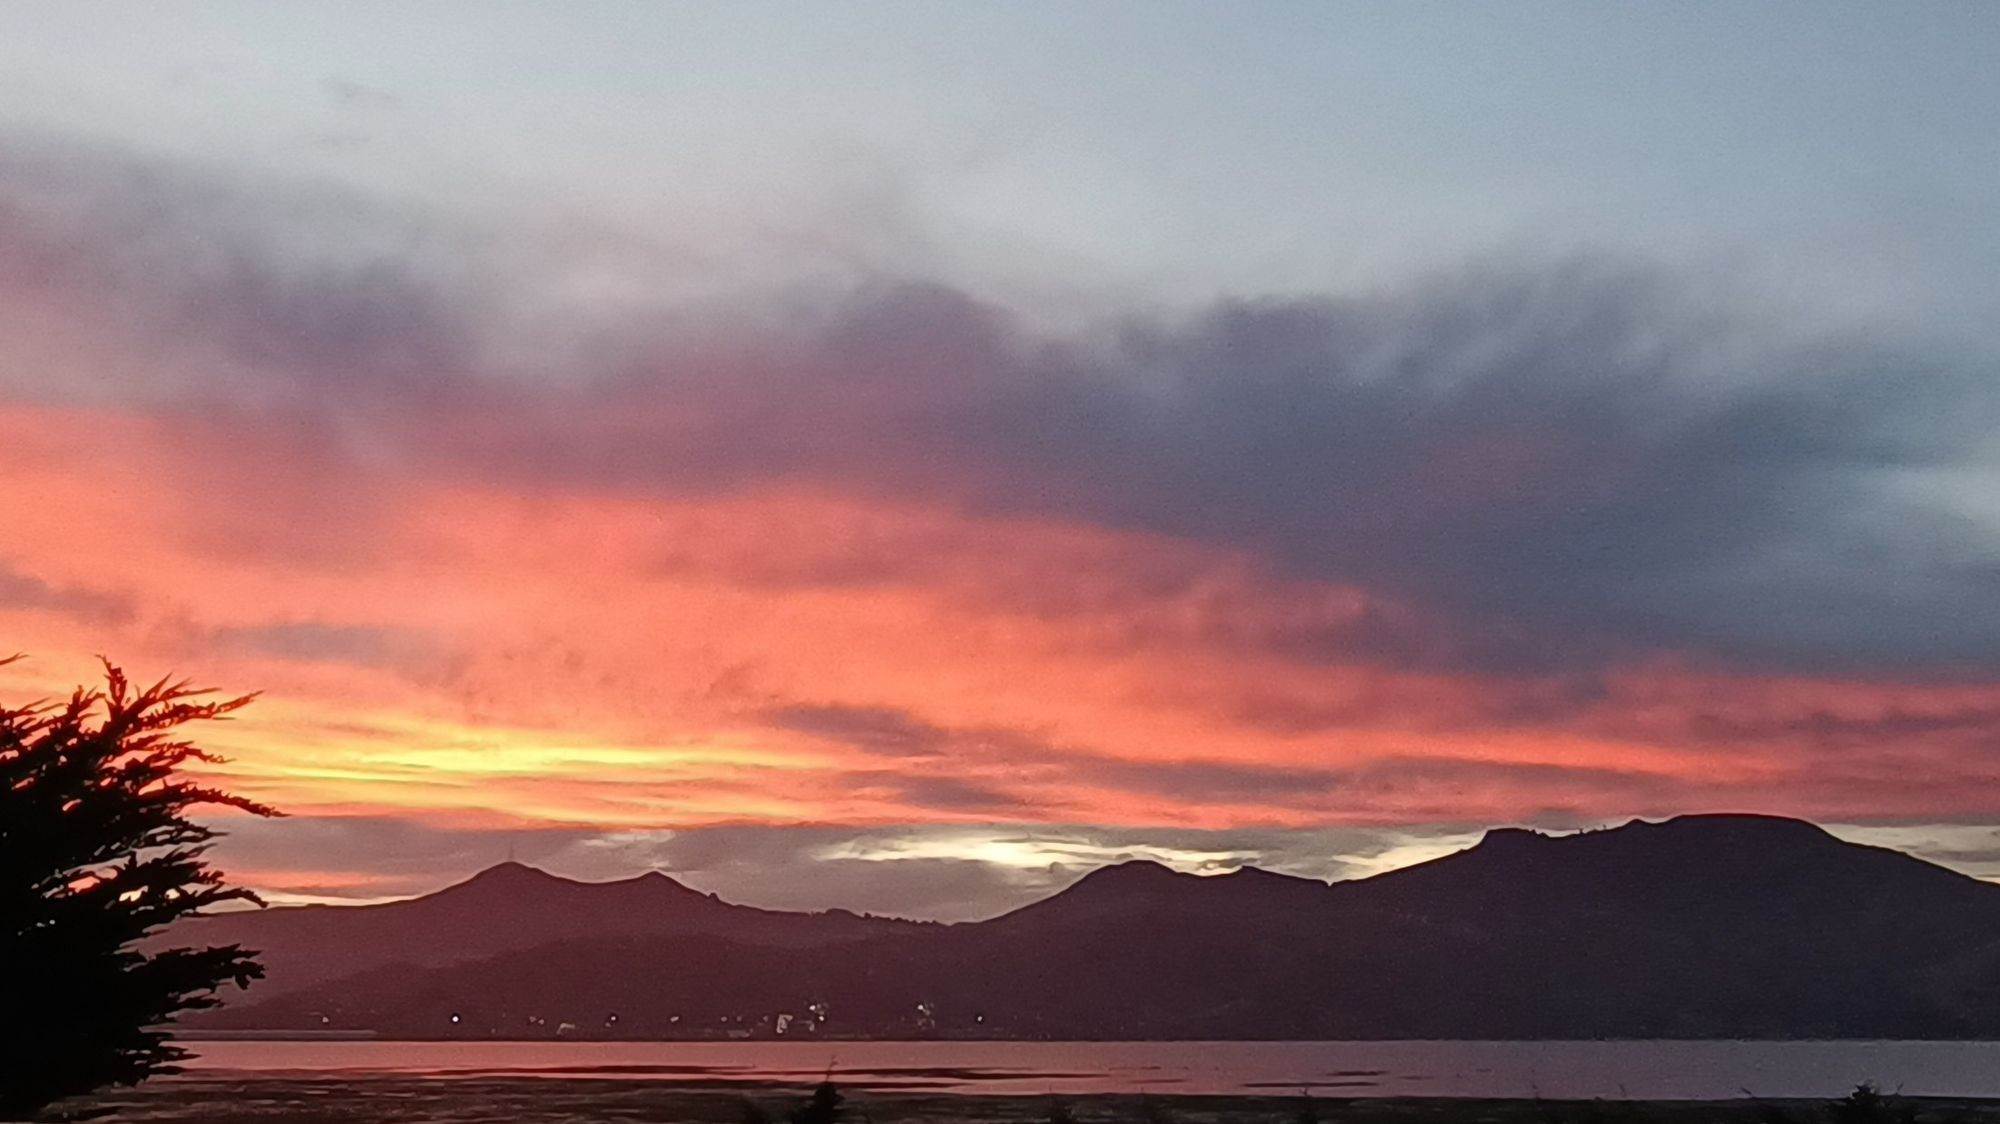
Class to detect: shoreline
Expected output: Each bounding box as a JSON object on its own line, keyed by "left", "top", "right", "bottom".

{"left": 73, "top": 1076, "right": 2000, "bottom": 1124}
{"left": 173, "top": 1033, "right": 2000, "bottom": 1043}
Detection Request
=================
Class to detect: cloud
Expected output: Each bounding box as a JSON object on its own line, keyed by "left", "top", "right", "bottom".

{"left": 749, "top": 700, "right": 1723, "bottom": 826}
{"left": 1827, "top": 823, "right": 2000, "bottom": 882}
{"left": 206, "top": 813, "right": 575, "bottom": 900}
{"left": 322, "top": 77, "right": 402, "bottom": 112}
{"left": 0, "top": 562, "right": 132, "bottom": 624}
{"left": 0, "top": 129, "right": 490, "bottom": 406}
{"left": 8, "top": 133, "right": 1993, "bottom": 682}
{"left": 765, "top": 704, "right": 954, "bottom": 758}
{"left": 208, "top": 621, "right": 442, "bottom": 672}
{"left": 843, "top": 770, "right": 1032, "bottom": 816}
{"left": 1681, "top": 702, "right": 2000, "bottom": 753}
{"left": 1073, "top": 753, "right": 1685, "bottom": 809}
{"left": 5, "top": 130, "right": 2000, "bottom": 887}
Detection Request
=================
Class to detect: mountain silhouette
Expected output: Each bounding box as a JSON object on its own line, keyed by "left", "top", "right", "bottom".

{"left": 171, "top": 860, "right": 923, "bottom": 1000}
{"left": 182, "top": 815, "right": 2000, "bottom": 1040}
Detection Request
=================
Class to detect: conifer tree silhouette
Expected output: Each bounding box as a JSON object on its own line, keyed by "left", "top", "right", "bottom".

{"left": 0, "top": 659, "right": 277, "bottom": 1120}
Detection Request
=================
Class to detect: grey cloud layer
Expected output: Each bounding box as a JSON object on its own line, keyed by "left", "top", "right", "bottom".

{"left": 4, "top": 133, "right": 1998, "bottom": 680}
{"left": 778, "top": 699, "right": 1700, "bottom": 820}
{"left": 0, "top": 563, "right": 133, "bottom": 624}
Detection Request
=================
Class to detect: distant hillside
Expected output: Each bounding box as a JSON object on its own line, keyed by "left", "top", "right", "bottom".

{"left": 170, "top": 860, "right": 925, "bottom": 1000}
{"left": 180, "top": 815, "right": 2000, "bottom": 1040}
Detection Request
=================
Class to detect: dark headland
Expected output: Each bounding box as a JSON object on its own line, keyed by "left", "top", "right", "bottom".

{"left": 175, "top": 814, "right": 2000, "bottom": 1041}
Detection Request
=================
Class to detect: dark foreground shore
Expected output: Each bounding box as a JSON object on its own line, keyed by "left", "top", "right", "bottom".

{"left": 66, "top": 1077, "right": 2000, "bottom": 1124}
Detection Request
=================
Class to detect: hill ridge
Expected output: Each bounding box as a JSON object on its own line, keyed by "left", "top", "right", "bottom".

{"left": 183, "top": 814, "right": 2000, "bottom": 1040}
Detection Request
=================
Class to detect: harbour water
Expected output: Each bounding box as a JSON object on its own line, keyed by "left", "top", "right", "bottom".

{"left": 176, "top": 1039, "right": 2000, "bottom": 1100}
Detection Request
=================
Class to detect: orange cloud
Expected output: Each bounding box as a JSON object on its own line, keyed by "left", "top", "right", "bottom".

{"left": 6, "top": 397, "right": 1999, "bottom": 852}
{"left": 6, "top": 134, "right": 2000, "bottom": 891}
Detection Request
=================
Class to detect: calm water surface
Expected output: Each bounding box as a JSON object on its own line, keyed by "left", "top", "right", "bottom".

{"left": 178, "top": 1040, "right": 2000, "bottom": 1100}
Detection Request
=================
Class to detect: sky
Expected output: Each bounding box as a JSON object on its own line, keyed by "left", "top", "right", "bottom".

{"left": 3, "top": 2, "right": 1999, "bottom": 920}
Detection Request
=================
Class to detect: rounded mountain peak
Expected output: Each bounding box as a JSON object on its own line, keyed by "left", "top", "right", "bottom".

{"left": 461, "top": 860, "right": 565, "bottom": 886}
{"left": 1079, "top": 859, "right": 1190, "bottom": 887}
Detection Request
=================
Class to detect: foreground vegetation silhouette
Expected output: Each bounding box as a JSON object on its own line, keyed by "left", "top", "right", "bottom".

{"left": 0, "top": 659, "right": 275, "bottom": 1120}
{"left": 1534, "top": 1085, "right": 1929, "bottom": 1124}
{"left": 722, "top": 1080, "right": 1944, "bottom": 1124}
{"left": 741, "top": 1080, "right": 845, "bottom": 1124}
{"left": 63, "top": 1067, "right": 1978, "bottom": 1124}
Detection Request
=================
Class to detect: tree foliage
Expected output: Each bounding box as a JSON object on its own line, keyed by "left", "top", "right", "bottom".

{"left": 0, "top": 659, "right": 277, "bottom": 1120}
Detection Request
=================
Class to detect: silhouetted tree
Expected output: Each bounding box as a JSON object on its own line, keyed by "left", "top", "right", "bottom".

{"left": 1832, "top": 1083, "right": 1916, "bottom": 1124}
{"left": 0, "top": 659, "right": 277, "bottom": 1120}
{"left": 790, "top": 1080, "right": 845, "bottom": 1124}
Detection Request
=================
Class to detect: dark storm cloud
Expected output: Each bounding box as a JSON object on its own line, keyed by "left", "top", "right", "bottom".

{"left": 4, "top": 132, "right": 1997, "bottom": 679}
{"left": 674, "top": 285, "right": 1996, "bottom": 676}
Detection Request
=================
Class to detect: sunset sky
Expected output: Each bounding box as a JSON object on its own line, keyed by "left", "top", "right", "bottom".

{"left": 4, "top": 3, "right": 1999, "bottom": 919}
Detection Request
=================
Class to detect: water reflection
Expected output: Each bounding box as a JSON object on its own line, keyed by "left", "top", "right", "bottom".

{"left": 174, "top": 1040, "right": 2000, "bottom": 1099}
